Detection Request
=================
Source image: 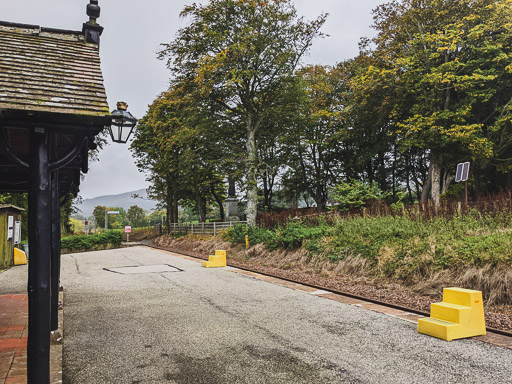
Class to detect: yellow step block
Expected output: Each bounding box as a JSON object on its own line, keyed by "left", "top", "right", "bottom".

{"left": 418, "top": 287, "right": 486, "bottom": 341}
{"left": 202, "top": 250, "right": 227, "bottom": 268}
{"left": 14, "top": 248, "right": 27, "bottom": 266}
{"left": 431, "top": 302, "right": 471, "bottom": 324}
{"left": 417, "top": 318, "right": 460, "bottom": 342}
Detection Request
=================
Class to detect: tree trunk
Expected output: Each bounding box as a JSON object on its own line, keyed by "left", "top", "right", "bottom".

{"left": 211, "top": 186, "right": 225, "bottom": 222}
{"left": 430, "top": 153, "right": 442, "bottom": 209}
{"left": 173, "top": 196, "right": 179, "bottom": 223}
{"left": 165, "top": 177, "right": 173, "bottom": 233}
{"left": 405, "top": 155, "right": 413, "bottom": 202}
{"left": 245, "top": 115, "right": 258, "bottom": 226}
{"left": 263, "top": 169, "right": 270, "bottom": 211}
{"left": 303, "top": 193, "right": 310, "bottom": 208}
{"left": 421, "top": 164, "right": 433, "bottom": 203}
{"left": 441, "top": 171, "right": 455, "bottom": 195}
{"left": 193, "top": 178, "right": 206, "bottom": 223}
{"left": 315, "top": 186, "right": 325, "bottom": 212}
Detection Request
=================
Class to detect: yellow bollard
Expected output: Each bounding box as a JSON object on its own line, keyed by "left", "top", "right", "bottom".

{"left": 245, "top": 235, "right": 249, "bottom": 249}
{"left": 418, "top": 287, "right": 486, "bottom": 341}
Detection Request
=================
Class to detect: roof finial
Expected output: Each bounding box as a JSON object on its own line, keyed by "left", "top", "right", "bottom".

{"left": 117, "top": 102, "right": 128, "bottom": 111}
{"left": 87, "top": 0, "right": 101, "bottom": 25}
{"left": 83, "top": 0, "right": 104, "bottom": 45}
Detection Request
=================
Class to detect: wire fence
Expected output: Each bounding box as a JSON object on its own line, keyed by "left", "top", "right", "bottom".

{"left": 164, "top": 221, "right": 247, "bottom": 236}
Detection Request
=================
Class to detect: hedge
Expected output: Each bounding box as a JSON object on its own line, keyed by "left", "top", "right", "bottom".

{"left": 61, "top": 231, "right": 122, "bottom": 251}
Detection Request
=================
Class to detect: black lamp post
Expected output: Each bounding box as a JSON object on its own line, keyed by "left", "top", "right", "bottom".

{"left": 108, "top": 101, "right": 137, "bottom": 143}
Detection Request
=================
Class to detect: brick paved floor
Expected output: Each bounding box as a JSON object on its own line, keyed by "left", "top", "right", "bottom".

{"left": 0, "top": 293, "right": 63, "bottom": 384}
{"left": 0, "top": 294, "right": 28, "bottom": 384}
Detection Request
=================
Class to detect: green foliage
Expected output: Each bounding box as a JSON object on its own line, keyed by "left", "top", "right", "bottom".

{"left": 61, "top": 231, "right": 122, "bottom": 251}
{"left": 127, "top": 205, "right": 148, "bottom": 228}
{"left": 331, "top": 180, "right": 388, "bottom": 212}
{"left": 131, "top": 0, "right": 512, "bottom": 223}
{"left": 326, "top": 211, "right": 512, "bottom": 277}
{"left": 93, "top": 205, "right": 106, "bottom": 228}
{"left": 225, "top": 208, "right": 512, "bottom": 281}
{"left": 148, "top": 210, "right": 166, "bottom": 226}
{"left": 268, "top": 222, "right": 327, "bottom": 250}
{"left": 153, "top": 0, "right": 327, "bottom": 225}
{"left": 224, "top": 224, "right": 274, "bottom": 246}
{"left": 225, "top": 221, "right": 327, "bottom": 250}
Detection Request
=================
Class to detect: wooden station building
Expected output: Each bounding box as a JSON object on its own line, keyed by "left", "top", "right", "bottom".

{"left": 0, "top": 1, "right": 110, "bottom": 382}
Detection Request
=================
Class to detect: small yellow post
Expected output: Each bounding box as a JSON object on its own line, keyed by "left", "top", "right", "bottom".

{"left": 245, "top": 235, "right": 249, "bottom": 249}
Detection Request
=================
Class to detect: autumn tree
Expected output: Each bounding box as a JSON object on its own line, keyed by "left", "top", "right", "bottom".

{"left": 278, "top": 65, "right": 347, "bottom": 211}
{"left": 132, "top": 83, "right": 228, "bottom": 223}
{"left": 369, "top": 0, "right": 512, "bottom": 206}
{"left": 159, "top": 0, "right": 326, "bottom": 225}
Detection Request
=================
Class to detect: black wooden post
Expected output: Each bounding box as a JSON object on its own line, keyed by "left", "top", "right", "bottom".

{"left": 51, "top": 171, "right": 61, "bottom": 331}
{"left": 28, "top": 127, "right": 51, "bottom": 384}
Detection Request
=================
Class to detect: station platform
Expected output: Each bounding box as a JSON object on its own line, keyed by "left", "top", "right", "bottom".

{"left": 0, "top": 294, "right": 27, "bottom": 383}
{"left": 1, "top": 247, "right": 511, "bottom": 383}
{"left": 0, "top": 285, "right": 62, "bottom": 383}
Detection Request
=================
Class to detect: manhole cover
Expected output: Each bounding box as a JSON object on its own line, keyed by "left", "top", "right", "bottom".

{"left": 103, "top": 264, "right": 183, "bottom": 274}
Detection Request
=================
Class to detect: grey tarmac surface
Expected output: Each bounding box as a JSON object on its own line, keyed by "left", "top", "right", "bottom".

{"left": 9, "top": 246, "right": 511, "bottom": 383}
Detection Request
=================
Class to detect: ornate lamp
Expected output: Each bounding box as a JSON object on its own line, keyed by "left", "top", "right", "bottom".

{"left": 108, "top": 101, "right": 137, "bottom": 143}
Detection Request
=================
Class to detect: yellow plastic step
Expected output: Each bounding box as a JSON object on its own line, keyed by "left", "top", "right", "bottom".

{"left": 443, "top": 287, "right": 481, "bottom": 307}
{"left": 418, "top": 317, "right": 460, "bottom": 341}
{"left": 417, "top": 287, "right": 486, "bottom": 341}
{"left": 14, "top": 248, "right": 27, "bottom": 266}
{"left": 202, "top": 250, "right": 227, "bottom": 268}
{"left": 431, "top": 302, "right": 471, "bottom": 324}
{"left": 215, "top": 250, "right": 226, "bottom": 258}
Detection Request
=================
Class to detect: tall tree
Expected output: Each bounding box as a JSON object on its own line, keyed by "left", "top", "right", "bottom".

{"left": 283, "top": 65, "right": 346, "bottom": 211}
{"left": 127, "top": 205, "right": 148, "bottom": 228}
{"left": 370, "top": 0, "right": 512, "bottom": 206}
{"left": 159, "top": 0, "right": 326, "bottom": 225}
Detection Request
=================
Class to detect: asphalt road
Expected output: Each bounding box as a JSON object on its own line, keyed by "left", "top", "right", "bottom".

{"left": 4, "top": 247, "right": 511, "bottom": 383}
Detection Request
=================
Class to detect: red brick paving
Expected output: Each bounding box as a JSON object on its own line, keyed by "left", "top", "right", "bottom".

{"left": 0, "top": 294, "right": 28, "bottom": 383}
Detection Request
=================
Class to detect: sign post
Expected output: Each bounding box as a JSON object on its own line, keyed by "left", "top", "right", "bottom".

{"left": 455, "top": 162, "right": 470, "bottom": 205}
{"left": 105, "top": 210, "right": 120, "bottom": 231}
{"left": 125, "top": 226, "right": 132, "bottom": 243}
{"left": 84, "top": 220, "right": 89, "bottom": 236}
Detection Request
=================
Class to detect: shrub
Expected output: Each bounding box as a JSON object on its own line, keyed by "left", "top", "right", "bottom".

{"left": 330, "top": 179, "right": 389, "bottom": 212}
{"left": 268, "top": 222, "right": 328, "bottom": 250}
{"left": 224, "top": 224, "right": 274, "bottom": 246}
{"left": 61, "top": 231, "right": 122, "bottom": 251}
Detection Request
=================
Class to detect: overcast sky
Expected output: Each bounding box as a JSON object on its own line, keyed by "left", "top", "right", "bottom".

{"left": 1, "top": 0, "right": 383, "bottom": 199}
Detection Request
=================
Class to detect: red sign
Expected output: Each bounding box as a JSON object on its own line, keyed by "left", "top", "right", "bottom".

{"left": 125, "top": 226, "right": 132, "bottom": 233}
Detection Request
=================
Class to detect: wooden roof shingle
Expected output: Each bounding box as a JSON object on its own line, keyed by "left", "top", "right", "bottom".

{"left": 0, "top": 21, "right": 109, "bottom": 117}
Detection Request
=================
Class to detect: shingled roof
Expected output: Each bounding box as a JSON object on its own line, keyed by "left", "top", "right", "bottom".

{"left": 0, "top": 21, "right": 109, "bottom": 117}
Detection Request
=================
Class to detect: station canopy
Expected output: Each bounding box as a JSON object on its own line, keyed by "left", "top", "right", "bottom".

{"left": 0, "top": 20, "right": 110, "bottom": 195}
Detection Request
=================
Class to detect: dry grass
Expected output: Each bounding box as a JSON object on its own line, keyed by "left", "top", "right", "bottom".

{"left": 155, "top": 234, "right": 512, "bottom": 307}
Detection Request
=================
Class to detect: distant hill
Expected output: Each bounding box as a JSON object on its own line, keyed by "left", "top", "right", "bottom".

{"left": 73, "top": 189, "right": 158, "bottom": 218}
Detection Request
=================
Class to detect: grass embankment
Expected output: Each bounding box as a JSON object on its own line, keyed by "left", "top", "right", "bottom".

{"left": 121, "top": 227, "right": 160, "bottom": 242}
{"left": 221, "top": 211, "right": 512, "bottom": 305}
